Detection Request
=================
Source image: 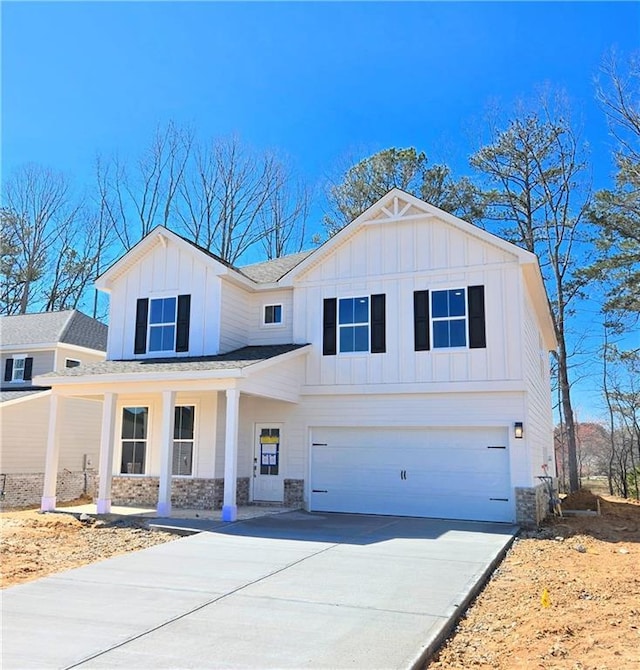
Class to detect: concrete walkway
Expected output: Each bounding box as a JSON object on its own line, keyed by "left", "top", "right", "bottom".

{"left": 1, "top": 512, "right": 517, "bottom": 669}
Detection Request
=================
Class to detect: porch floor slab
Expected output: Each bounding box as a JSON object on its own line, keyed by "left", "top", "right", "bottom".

{"left": 2, "top": 512, "right": 517, "bottom": 669}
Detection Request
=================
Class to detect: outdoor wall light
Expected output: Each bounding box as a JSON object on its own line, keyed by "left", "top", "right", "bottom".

{"left": 514, "top": 422, "right": 524, "bottom": 439}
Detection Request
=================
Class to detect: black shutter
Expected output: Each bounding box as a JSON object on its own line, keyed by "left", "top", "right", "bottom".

{"left": 176, "top": 294, "right": 191, "bottom": 353}
{"left": 322, "top": 298, "right": 337, "bottom": 356}
{"left": 134, "top": 298, "right": 149, "bottom": 354}
{"left": 414, "top": 290, "right": 430, "bottom": 351}
{"left": 4, "top": 358, "right": 13, "bottom": 382}
{"left": 23, "top": 357, "right": 33, "bottom": 381}
{"left": 468, "top": 285, "right": 486, "bottom": 349}
{"left": 370, "top": 294, "right": 386, "bottom": 353}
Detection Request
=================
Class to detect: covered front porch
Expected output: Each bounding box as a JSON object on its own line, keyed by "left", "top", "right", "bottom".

{"left": 37, "top": 345, "right": 310, "bottom": 522}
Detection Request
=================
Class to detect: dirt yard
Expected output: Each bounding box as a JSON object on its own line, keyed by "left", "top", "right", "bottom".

{"left": 1, "top": 492, "right": 639, "bottom": 669}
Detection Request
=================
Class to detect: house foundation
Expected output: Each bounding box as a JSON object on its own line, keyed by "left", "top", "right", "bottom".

{"left": 515, "top": 482, "right": 554, "bottom": 527}
{"left": 0, "top": 470, "right": 96, "bottom": 510}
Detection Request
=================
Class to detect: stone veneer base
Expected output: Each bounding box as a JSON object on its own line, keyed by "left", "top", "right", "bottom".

{"left": 515, "top": 482, "right": 554, "bottom": 528}
{"left": 0, "top": 470, "right": 96, "bottom": 510}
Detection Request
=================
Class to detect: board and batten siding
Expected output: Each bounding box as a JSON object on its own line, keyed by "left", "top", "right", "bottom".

{"left": 247, "top": 290, "right": 294, "bottom": 346}
{"left": 293, "top": 214, "right": 524, "bottom": 389}
{"left": 106, "top": 239, "right": 223, "bottom": 359}
{"left": 0, "top": 395, "right": 102, "bottom": 473}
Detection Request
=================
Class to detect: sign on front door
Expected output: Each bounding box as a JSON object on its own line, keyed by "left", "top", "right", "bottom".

{"left": 253, "top": 424, "right": 284, "bottom": 502}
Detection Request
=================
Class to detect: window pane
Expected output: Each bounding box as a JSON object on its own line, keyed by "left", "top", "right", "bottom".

{"left": 161, "top": 325, "right": 175, "bottom": 351}
{"left": 450, "top": 319, "right": 467, "bottom": 346}
{"left": 340, "top": 326, "right": 354, "bottom": 352}
{"left": 433, "top": 321, "right": 450, "bottom": 348}
{"left": 121, "top": 441, "right": 145, "bottom": 473}
{"left": 449, "top": 290, "right": 466, "bottom": 317}
{"left": 149, "top": 326, "right": 163, "bottom": 351}
{"left": 150, "top": 299, "right": 164, "bottom": 324}
{"left": 122, "top": 407, "right": 147, "bottom": 439}
{"left": 174, "top": 406, "right": 194, "bottom": 440}
{"left": 353, "top": 325, "right": 369, "bottom": 351}
{"left": 273, "top": 305, "right": 282, "bottom": 322}
{"left": 339, "top": 298, "right": 354, "bottom": 325}
{"left": 353, "top": 297, "right": 368, "bottom": 323}
{"left": 172, "top": 441, "right": 193, "bottom": 475}
{"left": 162, "top": 297, "right": 176, "bottom": 322}
{"left": 264, "top": 305, "right": 274, "bottom": 323}
{"left": 432, "top": 291, "right": 448, "bottom": 318}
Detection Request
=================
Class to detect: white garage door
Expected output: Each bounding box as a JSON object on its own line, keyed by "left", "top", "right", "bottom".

{"left": 310, "top": 427, "right": 513, "bottom": 522}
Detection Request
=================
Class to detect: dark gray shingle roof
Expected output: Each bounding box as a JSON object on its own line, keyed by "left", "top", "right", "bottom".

{"left": 239, "top": 251, "right": 313, "bottom": 283}
{"left": 37, "top": 344, "right": 308, "bottom": 379}
{"left": 1, "top": 311, "right": 107, "bottom": 351}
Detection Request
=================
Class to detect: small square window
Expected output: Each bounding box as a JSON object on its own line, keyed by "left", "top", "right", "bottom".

{"left": 264, "top": 304, "right": 282, "bottom": 325}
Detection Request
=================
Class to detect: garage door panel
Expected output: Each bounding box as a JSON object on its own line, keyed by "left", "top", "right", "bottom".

{"left": 310, "top": 427, "right": 513, "bottom": 523}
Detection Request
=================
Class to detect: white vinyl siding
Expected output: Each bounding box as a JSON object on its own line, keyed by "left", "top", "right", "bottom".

{"left": 248, "top": 290, "right": 294, "bottom": 345}
{"left": 219, "top": 282, "right": 250, "bottom": 353}
{"left": 0, "top": 395, "right": 102, "bottom": 474}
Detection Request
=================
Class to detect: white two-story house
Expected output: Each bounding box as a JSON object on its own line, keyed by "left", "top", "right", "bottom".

{"left": 37, "top": 190, "right": 557, "bottom": 526}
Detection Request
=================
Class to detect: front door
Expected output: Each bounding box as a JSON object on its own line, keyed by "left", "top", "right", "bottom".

{"left": 252, "top": 424, "right": 284, "bottom": 502}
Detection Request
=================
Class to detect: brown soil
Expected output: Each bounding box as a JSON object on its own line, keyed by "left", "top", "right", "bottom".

{"left": 0, "top": 508, "right": 177, "bottom": 588}
{"left": 2, "top": 493, "right": 639, "bottom": 669}
{"left": 428, "top": 490, "right": 640, "bottom": 670}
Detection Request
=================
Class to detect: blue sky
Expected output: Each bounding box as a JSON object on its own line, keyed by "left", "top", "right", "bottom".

{"left": 2, "top": 1, "right": 638, "bottom": 420}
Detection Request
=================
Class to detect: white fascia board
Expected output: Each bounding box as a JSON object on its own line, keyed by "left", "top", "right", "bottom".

{"left": 0, "top": 389, "right": 51, "bottom": 407}
{"left": 33, "top": 367, "right": 246, "bottom": 387}
{"left": 1, "top": 343, "right": 106, "bottom": 356}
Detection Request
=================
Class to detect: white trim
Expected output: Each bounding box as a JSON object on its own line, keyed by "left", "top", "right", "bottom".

{"left": 9, "top": 354, "right": 27, "bottom": 382}
{"left": 262, "top": 303, "right": 284, "bottom": 327}
{"left": 1, "top": 343, "right": 106, "bottom": 356}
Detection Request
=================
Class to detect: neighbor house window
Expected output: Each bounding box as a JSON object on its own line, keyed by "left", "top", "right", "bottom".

{"left": 173, "top": 406, "right": 195, "bottom": 476}
{"left": 149, "top": 297, "right": 177, "bottom": 352}
{"left": 121, "top": 407, "right": 148, "bottom": 474}
{"left": 11, "top": 356, "right": 26, "bottom": 381}
{"left": 65, "top": 358, "right": 81, "bottom": 368}
{"left": 339, "top": 297, "right": 369, "bottom": 353}
{"left": 432, "top": 289, "right": 467, "bottom": 348}
{"left": 263, "top": 304, "right": 283, "bottom": 325}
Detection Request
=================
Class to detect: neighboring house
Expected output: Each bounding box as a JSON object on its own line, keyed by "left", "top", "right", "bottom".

{"left": 0, "top": 310, "right": 108, "bottom": 508}
{"left": 36, "top": 190, "right": 557, "bottom": 526}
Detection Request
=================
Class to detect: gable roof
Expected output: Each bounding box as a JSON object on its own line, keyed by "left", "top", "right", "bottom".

{"left": 0, "top": 310, "right": 108, "bottom": 351}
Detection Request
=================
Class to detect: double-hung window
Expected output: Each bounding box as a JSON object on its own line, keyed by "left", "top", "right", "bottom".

{"left": 173, "top": 406, "right": 195, "bottom": 476}
{"left": 11, "top": 356, "right": 26, "bottom": 381}
{"left": 121, "top": 407, "right": 148, "bottom": 474}
{"left": 149, "top": 297, "right": 177, "bottom": 353}
{"left": 432, "top": 289, "right": 467, "bottom": 348}
{"left": 338, "top": 297, "right": 369, "bottom": 353}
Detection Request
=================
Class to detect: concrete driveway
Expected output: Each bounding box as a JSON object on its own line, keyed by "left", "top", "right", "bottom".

{"left": 2, "top": 512, "right": 516, "bottom": 669}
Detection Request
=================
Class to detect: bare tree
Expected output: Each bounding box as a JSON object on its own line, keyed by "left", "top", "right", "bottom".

{"left": 258, "top": 164, "right": 310, "bottom": 259}
{"left": 98, "top": 121, "right": 193, "bottom": 250}
{"left": 470, "top": 93, "right": 593, "bottom": 493}
{"left": 1, "top": 165, "right": 79, "bottom": 314}
{"left": 177, "top": 136, "right": 280, "bottom": 263}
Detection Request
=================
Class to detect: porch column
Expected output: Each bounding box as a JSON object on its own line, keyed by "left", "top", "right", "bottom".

{"left": 96, "top": 392, "right": 117, "bottom": 514}
{"left": 222, "top": 388, "right": 240, "bottom": 522}
{"left": 157, "top": 390, "right": 176, "bottom": 517}
{"left": 41, "top": 394, "right": 62, "bottom": 511}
